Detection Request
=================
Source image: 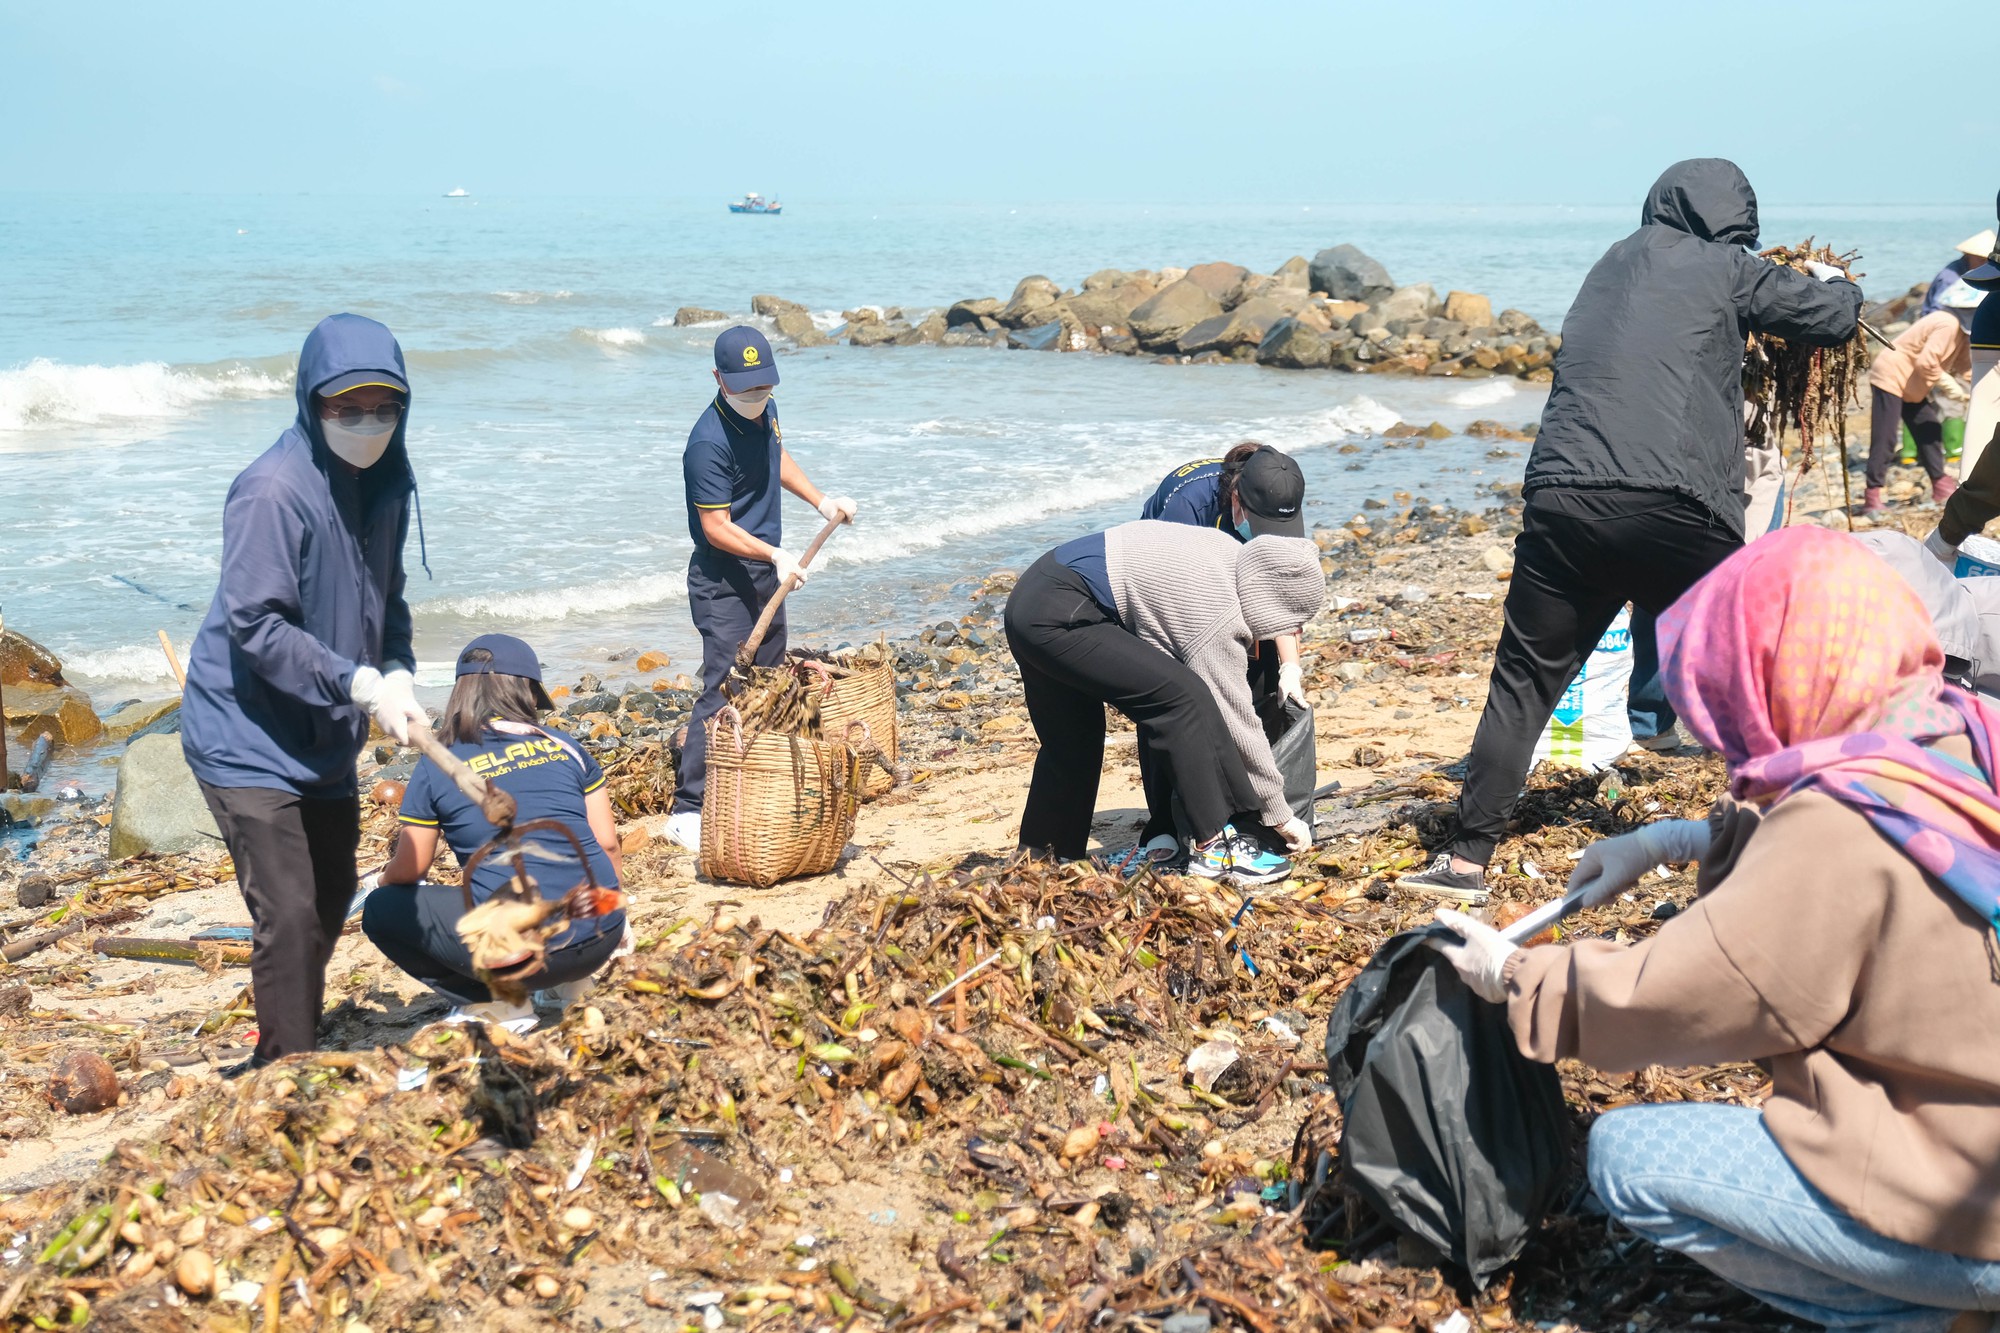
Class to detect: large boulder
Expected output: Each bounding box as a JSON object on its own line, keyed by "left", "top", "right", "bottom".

{"left": 848, "top": 321, "right": 903, "bottom": 348}
{"left": 1442, "top": 291, "right": 1493, "bottom": 327}
{"left": 1059, "top": 281, "right": 1154, "bottom": 331}
{"left": 997, "top": 276, "right": 1062, "bottom": 328}
{"left": 771, "top": 307, "right": 829, "bottom": 347}
{"left": 0, "top": 631, "right": 63, "bottom": 689}
{"left": 1273, "top": 255, "right": 1312, "bottom": 290}
{"left": 1183, "top": 262, "right": 1251, "bottom": 303}
{"left": 1177, "top": 296, "right": 1294, "bottom": 355}
{"left": 102, "top": 697, "right": 181, "bottom": 740}
{"left": 752, "top": 294, "right": 807, "bottom": 318}
{"left": 1082, "top": 269, "right": 1131, "bottom": 292}
{"left": 945, "top": 297, "right": 1002, "bottom": 328}
{"left": 1128, "top": 279, "right": 1224, "bottom": 350}
{"left": 671, "top": 306, "right": 726, "bottom": 326}
{"left": 1373, "top": 283, "right": 1439, "bottom": 323}
{"left": 4, "top": 681, "right": 102, "bottom": 746}
{"left": 1309, "top": 245, "right": 1394, "bottom": 303}
{"left": 109, "top": 734, "right": 221, "bottom": 860}
{"left": 1256, "top": 318, "right": 1333, "bottom": 369}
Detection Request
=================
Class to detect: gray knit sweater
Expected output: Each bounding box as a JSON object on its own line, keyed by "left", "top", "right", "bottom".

{"left": 1104, "top": 521, "right": 1327, "bottom": 827}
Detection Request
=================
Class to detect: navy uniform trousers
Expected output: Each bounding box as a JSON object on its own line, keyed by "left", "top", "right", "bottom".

{"left": 672, "top": 549, "right": 788, "bottom": 815}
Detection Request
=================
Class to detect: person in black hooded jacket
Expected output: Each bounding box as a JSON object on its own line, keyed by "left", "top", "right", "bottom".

{"left": 1401, "top": 159, "right": 1862, "bottom": 901}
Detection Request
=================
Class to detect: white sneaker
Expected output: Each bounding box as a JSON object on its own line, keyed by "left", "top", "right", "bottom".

{"left": 443, "top": 999, "right": 538, "bottom": 1034}
{"left": 534, "top": 977, "right": 594, "bottom": 1010}
{"left": 666, "top": 811, "right": 701, "bottom": 852}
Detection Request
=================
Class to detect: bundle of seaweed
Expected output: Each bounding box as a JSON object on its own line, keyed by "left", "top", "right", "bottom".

{"left": 1743, "top": 240, "right": 1868, "bottom": 523}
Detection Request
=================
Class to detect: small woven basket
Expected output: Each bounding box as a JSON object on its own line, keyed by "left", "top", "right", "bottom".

{"left": 699, "top": 706, "right": 863, "bottom": 888}
{"left": 791, "top": 651, "right": 900, "bottom": 800}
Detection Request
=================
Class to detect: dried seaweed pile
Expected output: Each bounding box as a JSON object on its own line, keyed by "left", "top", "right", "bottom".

{"left": 1743, "top": 240, "right": 1868, "bottom": 519}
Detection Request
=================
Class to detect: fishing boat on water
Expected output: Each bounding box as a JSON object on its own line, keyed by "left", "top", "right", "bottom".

{"left": 728, "top": 192, "right": 782, "bottom": 215}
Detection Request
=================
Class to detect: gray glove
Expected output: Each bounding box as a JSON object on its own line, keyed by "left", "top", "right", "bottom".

{"left": 1564, "top": 819, "right": 1710, "bottom": 908}
{"left": 1925, "top": 528, "right": 1960, "bottom": 568}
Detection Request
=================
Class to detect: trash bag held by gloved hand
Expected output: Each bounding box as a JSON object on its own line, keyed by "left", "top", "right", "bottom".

{"left": 1321, "top": 925, "right": 1569, "bottom": 1287}
{"left": 1265, "top": 696, "right": 1318, "bottom": 824}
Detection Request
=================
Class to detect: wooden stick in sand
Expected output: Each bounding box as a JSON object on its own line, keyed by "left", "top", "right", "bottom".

{"left": 734, "top": 514, "right": 846, "bottom": 670}
{"left": 156, "top": 630, "right": 186, "bottom": 690}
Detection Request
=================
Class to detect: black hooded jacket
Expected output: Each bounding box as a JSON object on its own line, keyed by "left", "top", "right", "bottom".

{"left": 1524, "top": 159, "right": 1862, "bottom": 536}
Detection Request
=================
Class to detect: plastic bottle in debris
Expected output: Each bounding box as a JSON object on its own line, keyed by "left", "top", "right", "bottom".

{"left": 1348, "top": 628, "right": 1391, "bottom": 643}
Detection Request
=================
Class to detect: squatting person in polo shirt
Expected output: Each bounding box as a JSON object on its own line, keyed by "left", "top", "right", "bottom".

{"left": 666, "top": 326, "right": 856, "bottom": 852}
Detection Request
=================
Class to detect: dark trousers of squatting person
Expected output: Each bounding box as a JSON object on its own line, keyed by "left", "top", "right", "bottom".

{"left": 1449, "top": 495, "right": 1740, "bottom": 866}
{"left": 197, "top": 783, "right": 359, "bottom": 1061}
{"left": 672, "top": 548, "right": 788, "bottom": 815}
{"left": 362, "top": 884, "right": 624, "bottom": 1003}
{"left": 1134, "top": 642, "right": 1281, "bottom": 843}
{"left": 1004, "top": 552, "right": 1265, "bottom": 860}
{"left": 1866, "top": 386, "right": 1947, "bottom": 486}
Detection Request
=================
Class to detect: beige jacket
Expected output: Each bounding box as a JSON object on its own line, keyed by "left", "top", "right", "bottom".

{"left": 1870, "top": 310, "right": 1972, "bottom": 402}
{"left": 1505, "top": 770, "right": 2000, "bottom": 1259}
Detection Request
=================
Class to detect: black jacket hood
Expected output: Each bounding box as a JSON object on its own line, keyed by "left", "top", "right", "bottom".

{"left": 1641, "top": 158, "right": 1759, "bottom": 248}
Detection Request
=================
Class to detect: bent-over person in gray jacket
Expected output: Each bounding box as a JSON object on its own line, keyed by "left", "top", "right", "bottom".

{"left": 1002, "top": 520, "right": 1325, "bottom": 887}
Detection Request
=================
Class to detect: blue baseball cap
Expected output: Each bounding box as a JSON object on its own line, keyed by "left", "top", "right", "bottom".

{"left": 457, "top": 633, "right": 543, "bottom": 682}
{"left": 714, "top": 326, "right": 780, "bottom": 392}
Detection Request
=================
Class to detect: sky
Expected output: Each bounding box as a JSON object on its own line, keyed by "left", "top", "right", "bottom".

{"left": 2, "top": 0, "right": 1995, "bottom": 205}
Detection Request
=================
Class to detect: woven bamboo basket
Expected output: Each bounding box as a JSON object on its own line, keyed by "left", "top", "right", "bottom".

{"left": 699, "top": 706, "right": 863, "bottom": 888}
{"left": 792, "top": 651, "right": 900, "bottom": 800}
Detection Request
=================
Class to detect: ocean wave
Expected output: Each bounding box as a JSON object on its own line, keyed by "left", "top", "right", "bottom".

{"left": 492, "top": 289, "right": 574, "bottom": 304}
{"left": 61, "top": 640, "right": 191, "bottom": 685}
{"left": 0, "top": 357, "right": 293, "bottom": 431}
{"left": 422, "top": 572, "right": 687, "bottom": 622}
{"left": 1448, "top": 380, "right": 1519, "bottom": 408}
{"left": 574, "top": 326, "right": 647, "bottom": 348}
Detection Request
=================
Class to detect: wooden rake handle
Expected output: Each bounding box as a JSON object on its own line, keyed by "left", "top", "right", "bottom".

{"left": 408, "top": 721, "right": 518, "bottom": 830}
{"left": 736, "top": 514, "right": 846, "bottom": 669}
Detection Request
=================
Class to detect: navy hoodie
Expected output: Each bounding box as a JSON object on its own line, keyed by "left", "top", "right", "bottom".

{"left": 181, "top": 314, "right": 417, "bottom": 797}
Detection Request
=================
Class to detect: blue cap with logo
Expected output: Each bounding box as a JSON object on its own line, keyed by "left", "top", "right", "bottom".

{"left": 714, "top": 326, "right": 781, "bottom": 392}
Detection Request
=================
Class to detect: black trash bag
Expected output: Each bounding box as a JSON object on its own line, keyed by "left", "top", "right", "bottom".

{"left": 1263, "top": 696, "right": 1317, "bottom": 823}
{"left": 1321, "top": 925, "right": 1569, "bottom": 1287}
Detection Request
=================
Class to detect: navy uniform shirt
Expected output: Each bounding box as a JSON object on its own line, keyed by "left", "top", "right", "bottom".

{"left": 1052, "top": 531, "right": 1117, "bottom": 620}
{"left": 684, "top": 395, "right": 783, "bottom": 553}
{"left": 399, "top": 723, "right": 624, "bottom": 941}
{"left": 1141, "top": 457, "right": 1239, "bottom": 538}
{"left": 1975, "top": 290, "right": 2000, "bottom": 354}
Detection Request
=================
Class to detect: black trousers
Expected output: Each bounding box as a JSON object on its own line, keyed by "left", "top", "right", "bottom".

{"left": 1449, "top": 494, "right": 1741, "bottom": 865}
{"left": 197, "top": 782, "right": 359, "bottom": 1062}
{"left": 1135, "top": 641, "right": 1281, "bottom": 842}
{"left": 1004, "top": 553, "right": 1262, "bottom": 859}
{"left": 362, "top": 884, "right": 625, "bottom": 1004}
{"left": 1867, "top": 386, "right": 1944, "bottom": 486}
{"left": 673, "top": 549, "right": 788, "bottom": 815}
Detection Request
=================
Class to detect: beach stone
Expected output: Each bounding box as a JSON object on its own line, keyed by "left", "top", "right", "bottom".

{"left": 0, "top": 631, "right": 64, "bottom": 689}
{"left": 998, "top": 276, "right": 1062, "bottom": 328}
{"left": 1309, "top": 245, "right": 1394, "bottom": 304}
{"left": 1177, "top": 296, "right": 1291, "bottom": 356}
{"left": 751, "top": 295, "right": 807, "bottom": 318}
{"left": 635, "top": 651, "right": 671, "bottom": 673}
{"left": 102, "top": 698, "right": 181, "bottom": 740}
{"left": 945, "top": 297, "right": 1002, "bottom": 328}
{"left": 1481, "top": 547, "right": 1514, "bottom": 574}
{"left": 109, "top": 735, "right": 221, "bottom": 860}
{"left": 1082, "top": 269, "right": 1130, "bottom": 291}
{"left": 940, "top": 328, "right": 1002, "bottom": 348}
{"left": 1274, "top": 255, "right": 1312, "bottom": 290}
{"left": 4, "top": 682, "right": 103, "bottom": 746}
{"left": 1183, "top": 262, "right": 1250, "bottom": 302}
{"left": 1057, "top": 285, "right": 1146, "bottom": 331}
{"left": 1443, "top": 291, "right": 1493, "bottom": 326}
{"left": 849, "top": 321, "right": 903, "bottom": 348}
{"left": 1497, "top": 308, "right": 1542, "bottom": 335}
{"left": 1007, "top": 319, "right": 1075, "bottom": 352}
{"left": 1372, "top": 284, "right": 1438, "bottom": 323}
{"left": 898, "top": 313, "right": 948, "bottom": 345}
{"left": 672, "top": 307, "right": 726, "bottom": 327}
{"left": 1128, "top": 279, "right": 1224, "bottom": 350}
{"left": 1256, "top": 318, "right": 1332, "bottom": 369}
{"left": 770, "top": 308, "right": 828, "bottom": 347}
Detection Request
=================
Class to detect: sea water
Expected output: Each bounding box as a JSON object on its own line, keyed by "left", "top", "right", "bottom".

{"left": 0, "top": 194, "right": 1978, "bottom": 709}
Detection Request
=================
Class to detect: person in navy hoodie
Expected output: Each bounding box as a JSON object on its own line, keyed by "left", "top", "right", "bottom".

{"left": 180, "top": 313, "right": 429, "bottom": 1072}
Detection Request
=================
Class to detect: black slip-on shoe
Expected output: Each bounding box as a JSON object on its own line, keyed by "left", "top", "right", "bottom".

{"left": 1395, "top": 852, "right": 1490, "bottom": 904}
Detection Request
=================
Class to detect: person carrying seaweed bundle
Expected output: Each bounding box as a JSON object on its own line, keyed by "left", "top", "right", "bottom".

{"left": 1004, "top": 520, "right": 1324, "bottom": 885}
{"left": 365, "top": 634, "right": 628, "bottom": 1033}
{"left": 1401, "top": 158, "right": 1863, "bottom": 903}
{"left": 1430, "top": 528, "right": 2000, "bottom": 1331}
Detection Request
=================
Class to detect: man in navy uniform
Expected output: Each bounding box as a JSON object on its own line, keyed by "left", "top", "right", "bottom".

{"left": 667, "top": 326, "right": 856, "bottom": 851}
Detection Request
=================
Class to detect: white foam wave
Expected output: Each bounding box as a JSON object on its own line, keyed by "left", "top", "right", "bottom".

{"left": 1448, "top": 380, "right": 1519, "bottom": 408}
{"left": 574, "top": 326, "right": 647, "bottom": 348}
{"left": 493, "top": 289, "right": 574, "bottom": 304}
{"left": 62, "top": 640, "right": 191, "bottom": 685}
{"left": 423, "top": 573, "right": 687, "bottom": 622}
{"left": 0, "top": 358, "right": 292, "bottom": 431}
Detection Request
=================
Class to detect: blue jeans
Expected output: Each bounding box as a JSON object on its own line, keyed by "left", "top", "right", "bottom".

{"left": 1590, "top": 1105, "right": 2000, "bottom": 1332}
{"left": 1626, "top": 611, "right": 1674, "bottom": 740}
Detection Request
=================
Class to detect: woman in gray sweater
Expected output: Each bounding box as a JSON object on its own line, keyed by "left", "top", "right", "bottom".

{"left": 1003, "top": 519, "right": 1325, "bottom": 884}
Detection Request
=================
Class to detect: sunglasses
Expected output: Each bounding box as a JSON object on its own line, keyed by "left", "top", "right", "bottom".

{"left": 320, "top": 401, "right": 406, "bottom": 429}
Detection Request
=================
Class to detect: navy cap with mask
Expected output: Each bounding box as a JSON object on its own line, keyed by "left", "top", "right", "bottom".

{"left": 714, "top": 326, "right": 781, "bottom": 391}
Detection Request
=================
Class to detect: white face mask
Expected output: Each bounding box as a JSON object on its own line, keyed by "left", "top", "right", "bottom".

{"left": 723, "top": 386, "right": 772, "bottom": 418}
{"left": 322, "top": 418, "right": 395, "bottom": 469}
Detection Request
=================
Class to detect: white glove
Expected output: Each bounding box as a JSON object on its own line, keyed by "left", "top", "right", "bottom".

{"left": 1277, "top": 662, "right": 1308, "bottom": 709}
{"left": 1563, "top": 819, "right": 1710, "bottom": 909}
{"left": 1430, "top": 908, "right": 1518, "bottom": 1004}
{"left": 1802, "top": 260, "right": 1845, "bottom": 283}
{"left": 1275, "top": 816, "right": 1312, "bottom": 855}
{"left": 1941, "top": 376, "right": 1973, "bottom": 404}
{"left": 770, "top": 547, "right": 809, "bottom": 589}
{"left": 1925, "top": 527, "right": 1961, "bottom": 568}
{"left": 816, "top": 495, "right": 857, "bottom": 525}
{"left": 349, "top": 665, "right": 427, "bottom": 743}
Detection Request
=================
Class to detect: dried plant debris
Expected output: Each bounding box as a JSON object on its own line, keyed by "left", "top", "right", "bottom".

{"left": 1743, "top": 240, "right": 1868, "bottom": 518}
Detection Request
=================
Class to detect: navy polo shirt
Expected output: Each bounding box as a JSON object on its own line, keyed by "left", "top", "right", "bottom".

{"left": 684, "top": 395, "right": 783, "bottom": 551}
{"left": 398, "top": 723, "right": 623, "bottom": 940}
{"left": 1141, "top": 457, "right": 1237, "bottom": 537}
{"left": 1974, "top": 292, "right": 2000, "bottom": 353}
{"left": 1053, "top": 532, "right": 1117, "bottom": 620}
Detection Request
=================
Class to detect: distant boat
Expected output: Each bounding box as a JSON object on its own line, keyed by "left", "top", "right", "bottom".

{"left": 728, "top": 192, "right": 782, "bottom": 215}
{"left": 444, "top": 187, "right": 469, "bottom": 198}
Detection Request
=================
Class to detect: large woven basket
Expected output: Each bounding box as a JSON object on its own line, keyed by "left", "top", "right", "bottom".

{"left": 699, "top": 706, "right": 863, "bottom": 888}
{"left": 792, "top": 651, "right": 899, "bottom": 800}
